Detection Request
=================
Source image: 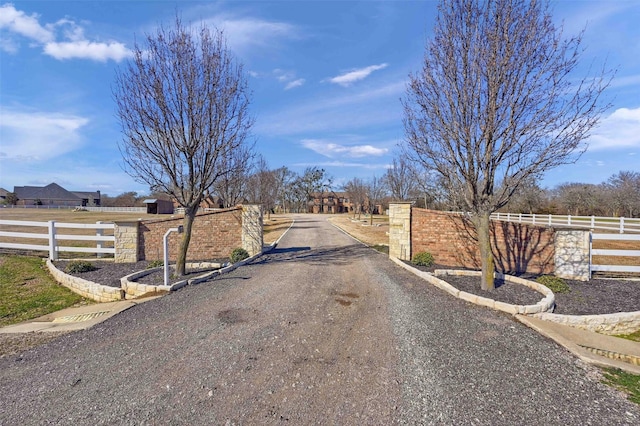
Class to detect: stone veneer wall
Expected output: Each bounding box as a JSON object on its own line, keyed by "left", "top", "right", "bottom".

{"left": 389, "top": 207, "right": 555, "bottom": 275}
{"left": 554, "top": 230, "right": 590, "bottom": 281}
{"left": 114, "top": 221, "right": 139, "bottom": 263}
{"left": 241, "top": 205, "right": 264, "bottom": 257}
{"left": 388, "top": 203, "right": 412, "bottom": 260}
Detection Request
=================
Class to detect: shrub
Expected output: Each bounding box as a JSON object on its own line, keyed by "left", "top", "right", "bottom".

{"left": 412, "top": 251, "right": 434, "bottom": 267}
{"left": 536, "top": 275, "right": 570, "bottom": 293}
{"left": 230, "top": 248, "right": 250, "bottom": 263}
{"left": 147, "top": 260, "right": 164, "bottom": 269}
{"left": 65, "top": 260, "right": 97, "bottom": 274}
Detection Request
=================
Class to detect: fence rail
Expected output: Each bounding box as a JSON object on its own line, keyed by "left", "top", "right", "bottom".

{"left": 0, "top": 220, "right": 115, "bottom": 259}
{"left": 79, "top": 206, "right": 147, "bottom": 213}
{"left": 590, "top": 233, "right": 640, "bottom": 276}
{"left": 491, "top": 212, "right": 640, "bottom": 233}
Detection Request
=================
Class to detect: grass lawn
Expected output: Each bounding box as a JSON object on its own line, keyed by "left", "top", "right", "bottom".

{"left": 602, "top": 368, "right": 640, "bottom": 405}
{"left": 614, "top": 330, "right": 640, "bottom": 343}
{"left": 0, "top": 254, "right": 91, "bottom": 327}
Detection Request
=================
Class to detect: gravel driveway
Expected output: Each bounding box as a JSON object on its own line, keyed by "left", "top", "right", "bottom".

{"left": 1, "top": 215, "right": 638, "bottom": 424}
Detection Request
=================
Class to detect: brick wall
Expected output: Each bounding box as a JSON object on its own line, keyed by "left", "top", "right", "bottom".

{"left": 411, "top": 208, "right": 555, "bottom": 275}
{"left": 138, "top": 208, "right": 243, "bottom": 261}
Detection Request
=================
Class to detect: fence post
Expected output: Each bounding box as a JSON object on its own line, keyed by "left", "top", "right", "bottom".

{"left": 620, "top": 217, "right": 625, "bottom": 234}
{"left": 48, "top": 220, "right": 57, "bottom": 260}
{"left": 532, "top": 214, "right": 536, "bottom": 225}
{"left": 96, "top": 221, "right": 103, "bottom": 259}
{"left": 591, "top": 215, "right": 595, "bottom": 229}
{"left": 568, "top": 215, "right": 572, "bottom": 226}
{"left": 548, "top": 214, "right": 552, "bottom": 226}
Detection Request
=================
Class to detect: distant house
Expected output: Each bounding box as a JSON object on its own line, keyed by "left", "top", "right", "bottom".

{"left": 13, "top": 183, "right": 101, "bottom": 207}
{"left": 308, "top": 191, "right": 383, "bottom": 215}
{"left": 309, "top": 191, "right": 354, "bottom": 214}
{"left": 0, "top": 188, "right": 9, "bottom": 202}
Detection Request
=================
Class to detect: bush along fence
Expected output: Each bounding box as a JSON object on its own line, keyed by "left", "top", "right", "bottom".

{"left": 388, "top": 204, "right": 639, "bottom": 281}
{"left": 0, "top": 205, "right": 263, "bottom": 264}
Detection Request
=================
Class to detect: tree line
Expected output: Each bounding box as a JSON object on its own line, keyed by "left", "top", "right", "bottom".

{"left": 100, "top": 163, "right": 639, "bottom": 220}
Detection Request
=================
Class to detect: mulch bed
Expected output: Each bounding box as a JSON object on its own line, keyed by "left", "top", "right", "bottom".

{"left": 404, "top": 261, "right": 640, "bottom": 315}
{"left": 54, "top": 259, "right": 230, "bottom": 287}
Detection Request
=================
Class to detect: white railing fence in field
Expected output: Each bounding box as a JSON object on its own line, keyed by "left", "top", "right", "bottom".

{"left": 78, "top": 206, "right": 147, "bottom": 213}
{"left": 491, "top": 212, "right": 640, "bottom": 234}
{"left": 590, "top": 233, "right": 640, "bottom": 277}
{"left": 0, "top": 220, "right": 115, "bottom": 260}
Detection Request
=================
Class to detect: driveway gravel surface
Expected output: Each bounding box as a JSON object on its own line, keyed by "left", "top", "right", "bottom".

{"left": 1, "top": 215, "right": 639, "bottom": 424}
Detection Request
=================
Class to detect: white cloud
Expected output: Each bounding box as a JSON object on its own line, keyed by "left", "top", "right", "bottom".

{"left": 0, "top": 108, "right": 89, "bottom": 162}
{"left": 301, "top": 139, "right": 388, "bottom": 158}
{"left": 0, "top": 3, "right": 130, "bottom": 61}
{"left": 285, "top": 78, "right": 305, "bottom": 90}
{"left": 273, "top": 69, "right": 305, "bottom": 90}
{"left": 257, "top": 80, "right": 405, "bottom": 136}
{"left": 205, "top": 15, "right": 297, "bottom": 54}
{"left": 587, "top": 107, "right": 640, "bottom": 150}
{"left": 44, "top": 40, "right": 131, "bottom": 62}
{"left": 294, "top": 161, "right": 389, "bottom": 170}
{"left": 0, "top": 4, "right": 53, "bottom": 43}
{"left": 328, "top": 63, "right": 389, "bottom": 87}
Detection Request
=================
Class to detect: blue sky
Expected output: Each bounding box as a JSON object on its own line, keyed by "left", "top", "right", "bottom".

{"left": 1, "top": 1, "right": 639, "bottom": 196}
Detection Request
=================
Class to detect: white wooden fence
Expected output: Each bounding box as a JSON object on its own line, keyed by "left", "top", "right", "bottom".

{"left": 0, "top": 220, "right": 115, "bottom": 260}
{"left": 491, "top": 212, "right": 640, "bottom": 234}
{"left": 80, "top": 206, "right": 147, "bottom": 213}
{"left": 590, "top": 233, "right": 640, "bottom": 277}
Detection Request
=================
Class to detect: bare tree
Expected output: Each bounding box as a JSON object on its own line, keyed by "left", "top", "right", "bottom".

{"left": 272, "top": 166, "right": 295, "bottom": 213}
{"left": 403, "top": 0, "right": 610, "bottom": 289}
{"left": 247, "top": 155, "right": 278, "bottom": 219}
{"left": 344, "top": 177, "right": 367, "bottom": 219}
{"left": 384, "top": 156, "right": 417, "bottom": 201}
{"left": 298, "top": 167, "right": 332, "bottom": 213}
{"left": 504, "top": 177, "right": 545, "bottom": 214}
{"left": 213, "top": 144, "right": 253, "bottom": 208}
{"left": 607, "top": 171, "right": 640, "bottom": 218}
{"left": 366, "top": 175, "right": 387, "bottom": 224}
{"left": 114, "top": 17, "right": 253, "bottom": 275}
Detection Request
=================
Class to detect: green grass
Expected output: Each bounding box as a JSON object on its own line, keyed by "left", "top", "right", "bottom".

{"left": 371, "top": 244, "right": 389, "bottom": 254}
{"left": 614, "top": 329, "right": 640, "bottom": 343}
{"left": 602, "top": 368, "right": 640, "bottom": 405}
{"left": 0, "top": 255, "right": 90, "bottom": 327}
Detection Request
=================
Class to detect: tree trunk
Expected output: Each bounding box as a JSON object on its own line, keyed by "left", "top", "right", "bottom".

{"left": 176, "top": 209, "right": 196, "bottom": 276}
{"left": 474, "top": 211, "right": 495, "bottom": 291}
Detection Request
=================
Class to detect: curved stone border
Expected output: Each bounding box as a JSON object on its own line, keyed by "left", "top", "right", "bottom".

{"left": 533, "top": 311, "right": 640, "bottom": 336}
{"left": 47, "top": 220, "right": 295, "bottom": 302}
{"left": 390, "top": 257, "right": 554, "bottom": 315}
{"left": 46, "top": 259, "right": 125, "bottom": 303}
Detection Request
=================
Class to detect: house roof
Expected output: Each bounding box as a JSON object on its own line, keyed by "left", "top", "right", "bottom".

{"left": 14, "top": 183, "right": 81, "bottom": 201}
{"left": 72, "top": 191, "right": 101, "bottom": 199}
{"left": 0, "top": 188, "right": 9, "bottom": 197}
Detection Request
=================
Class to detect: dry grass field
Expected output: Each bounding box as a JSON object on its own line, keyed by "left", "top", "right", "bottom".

{"left": 327, "top": 215, "right": 389, "bottom": 247}
{"left": 263, "top": 215, "right": 294, "bottom": 244}
{"left": 0, "top": 208, "right": 171, "bottom": 257}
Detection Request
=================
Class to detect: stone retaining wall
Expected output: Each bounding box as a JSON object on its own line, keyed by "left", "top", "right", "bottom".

{"left": 534, "top": 311, "right": 640, "bottom": 335}
{"left": 46, "top": 260, "right": 124, "bottom": 302}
